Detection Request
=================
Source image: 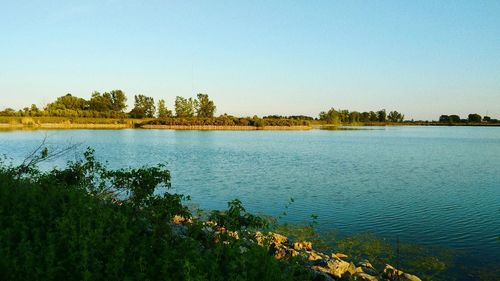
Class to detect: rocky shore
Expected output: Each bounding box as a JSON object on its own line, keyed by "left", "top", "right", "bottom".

{"left": 171, "top": 215, "right": 421, "bottom": 281}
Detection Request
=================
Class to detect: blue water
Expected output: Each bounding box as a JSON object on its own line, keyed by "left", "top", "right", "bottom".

{"left": 1, "top": 126, "right": 499, "bottom": 276}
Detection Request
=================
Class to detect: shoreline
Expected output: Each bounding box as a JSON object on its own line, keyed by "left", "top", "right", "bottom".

{"left": 0, "top": 123, "right": 312, "bottom": 131}
{"left": 141, "top": 124, "right": 312, "bottom": 130}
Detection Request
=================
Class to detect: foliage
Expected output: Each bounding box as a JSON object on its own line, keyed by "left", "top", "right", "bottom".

{"left": 468, "top": 113, "right": 482, "bottom": 123}
{"left": 195, "top": 93, "right": 216, "bottom": 118}
{"left": 0, "top": 149, "right": 310, "bottom": 281}
{"left": 144, "top": 116, "right": 309, "bottom": 127}
{"left": 387, "top": 111, "right": 404, "bottom": 122}
{"left": 130, "top": 94, "right": 156, "bottom": 118}
{"left": 174, "top": 96, "right": 196, "bottom": 118}
{"left": 319, "top": 108, "right": 341, "bottom": 124}
{"left": 157, "top": 99, "right": 173, "bottom": 118}
{"left": 208, "top": 199, "right": 268, "bottom": 231}
{"left": 319, "top": 108, "right": 404, "bottom": 124}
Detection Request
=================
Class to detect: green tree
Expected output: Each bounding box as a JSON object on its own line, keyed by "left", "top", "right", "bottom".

{"left": 175, "top": 96, "right": 195, "bottom": 117}
{"left": 157, "top": 99, "right": 172, "bottom": 118}
{"left": 349, "top": 111, "right": 360, "bottom": 123}
{"left": 468, "top": 113, "right": 482, "bottom": 123}
{"left": 89, "top": 91, "right": 113, "bottom": 112}
{"left": 377, "top": 109, "right": 387, "bottom": 122}
{"left": 108, "top": 90, "right": 127, "bottom": 112}
{"left": 130, "top": 95, "right": 156, "bottom": 118}
{"left": 439, "top": 115, "right": 450, "bottom": 123}
{"left": 319, "top": 108, "right": 341, "bottom": 124}
{"left": 46, "top": 94, "right": 87, "bottom": 111}
{"left": 195, "top": 93, "right": 216, "bottom": 117}
{"left": 449, "top": 115, "right": 461, "bottom": 123}
{"left": 387, "top": 111, "right": 404, "bottom": 122}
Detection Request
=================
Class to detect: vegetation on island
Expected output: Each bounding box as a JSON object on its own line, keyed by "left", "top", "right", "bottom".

{"left": 1, "top": 90, "right": 498, "bottom": 128}
{"left": 319, "top": 108, "right": 405, "bottom": 124}
{"left": 0, "top": 91, "right": 310, "bottom": 128}
{"left": 438, "top": 114, "right": 499, "bottom": 125}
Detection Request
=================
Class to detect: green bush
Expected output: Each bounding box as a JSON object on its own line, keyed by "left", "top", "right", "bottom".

{"left": 0, "top": 149, "right": 310, "bottom": 281}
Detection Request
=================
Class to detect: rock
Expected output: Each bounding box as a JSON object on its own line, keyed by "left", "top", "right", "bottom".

{"left": 289, "top": 248, "right": 300, "bottom": 257}
{"left": 347, "top": 262, "right": 357, "bottom": 275}
{"left": 308, "top": 251, "right": 323, "bottom": 261}
{"left": 327, "top": 259, "right": 351, "bottom": 278}
{"left": 401, "top": 273, "right": 422, "bottom": 281}
{"left": 254, "top": 231, "right": 266, "bottom": 245}
{"left": 383, "top": 265, "right": 421, "bottom": 281}
{"left": 294, "top": 241, "right": 313, "bottom": 251}
{"left": 172, "top": 215, "right": 187, "bottom": 224}
{"left": 227, "top": 230, "right": 239, "bottom": 239}
{"left": 335, "top": 252, "right": 348, "bottom": 259}
{"left": 353, "top": 272, "right": 379, "bottom": 281}
{"left": 357, "top": 260, "right": 378, "bottom": 276}
{"left": 270, "top": 232, "right": 288, "bottom": 245}
{"left": 269, "top": 242, "right": 288, "bottom": 260}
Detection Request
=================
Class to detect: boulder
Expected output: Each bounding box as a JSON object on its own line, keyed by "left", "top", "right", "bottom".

{"left": 335, "top": 252, "right": 348, "bottom": 259}
{"left": 308, "top": 251, "right": 323, "bottom": 261}
{"left": 327, "top": 259, "right": 351, "bottom": 278}
{"left": 294, "top": 241, "right": 313, "bottom": 251}
{"left": 269, "top": 242, "right": 288, "bottom": 260}
{"left": 270, "top": 232, "right": 288, "bottom": 245}
{"left": 357, "top": 260, "right": 378, "bottom": 276}
{"left": 383, "top": 265, "right": 421, "bottom": 281}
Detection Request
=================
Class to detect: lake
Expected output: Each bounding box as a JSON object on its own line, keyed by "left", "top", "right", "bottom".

{"left": 1, "top": 126, "right": 499, "bottom": 278}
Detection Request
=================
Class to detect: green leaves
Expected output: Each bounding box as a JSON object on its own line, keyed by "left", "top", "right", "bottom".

{"left": 0, "top": 148, "right": 311, "bottom": 281}
{"left": 208, "top": 199, "right": 268, "bottom": 231}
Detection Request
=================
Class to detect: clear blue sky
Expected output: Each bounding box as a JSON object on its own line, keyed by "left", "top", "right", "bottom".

{"left": 1, "top": 0, "right": 499, "bottom": 120}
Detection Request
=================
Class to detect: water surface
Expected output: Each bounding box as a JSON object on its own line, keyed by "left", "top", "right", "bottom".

{"left": 1, "top": 126, "right": 499, "bottom": 277}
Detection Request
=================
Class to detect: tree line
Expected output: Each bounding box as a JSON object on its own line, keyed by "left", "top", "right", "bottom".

{"left": 319, "top": 108, "right": 405, "bottom": 124}
{"left": 0, "top": 90, "right": 216, "bottom": 119}
{"left": 439, "top": 114, "right": 498, "bottom": 124}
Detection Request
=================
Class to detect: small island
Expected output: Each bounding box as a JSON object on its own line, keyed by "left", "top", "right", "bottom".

{"left": 1, "top": 91, "right": 498, "bottom": 130}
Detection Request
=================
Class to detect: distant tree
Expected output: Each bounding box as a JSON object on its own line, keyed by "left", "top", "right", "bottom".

{"left": 338, "top": 110, "right": 350, "bottom": 122}
{"left": 319, "top": 108, "right": 341, "bottom": 124}
{"left": 449, "top": 115, "right": 461, "bottom": 123}
{"left": 0, "top": 108, "right": 17, "bottom": 116}
{"left": 369, "top": 111, "right": 378, "bottom": 122}
{"left": 439, "top": 115, "right": 450, "bottom": 123}
{"left": 377, "top": 109, "right": 387, "bottom": 122}
{"left": 349, "top": 111, "right": 360, "bottom": 123}
{"left": 387, "top": 111, "right": 404, "bottom": 122}
{"left": 468, "top": 113, "right": 482, "bottom": 123}
{"left": 483, "top": 116, "right": 491, "bottom": 122}
{"left": 46, "top": 94, "right": 87, "bottom": 111}
{"left": 89, "top": 92, "right": 112, "bottom": 112}
{"left": 157, "top": 99, "right": 172, "bottom": 118}
{"left": 130, "top": 95, "right": 155, "bottom": 118}
{"left": 175, "top": 96, "right": 195, "bottom": 117}
{"left": 109, "top": 90, "right": 127, "bottom": 112}
{"left": 360, "top": 112, "right": 370, "bottom": 122}
{"left": 195, "top": 93, "right": 216, "bottom": 118}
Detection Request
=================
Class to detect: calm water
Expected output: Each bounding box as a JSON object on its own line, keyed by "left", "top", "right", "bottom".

{"left": 1, "top": 127, "right": 499, "bottom": 275}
